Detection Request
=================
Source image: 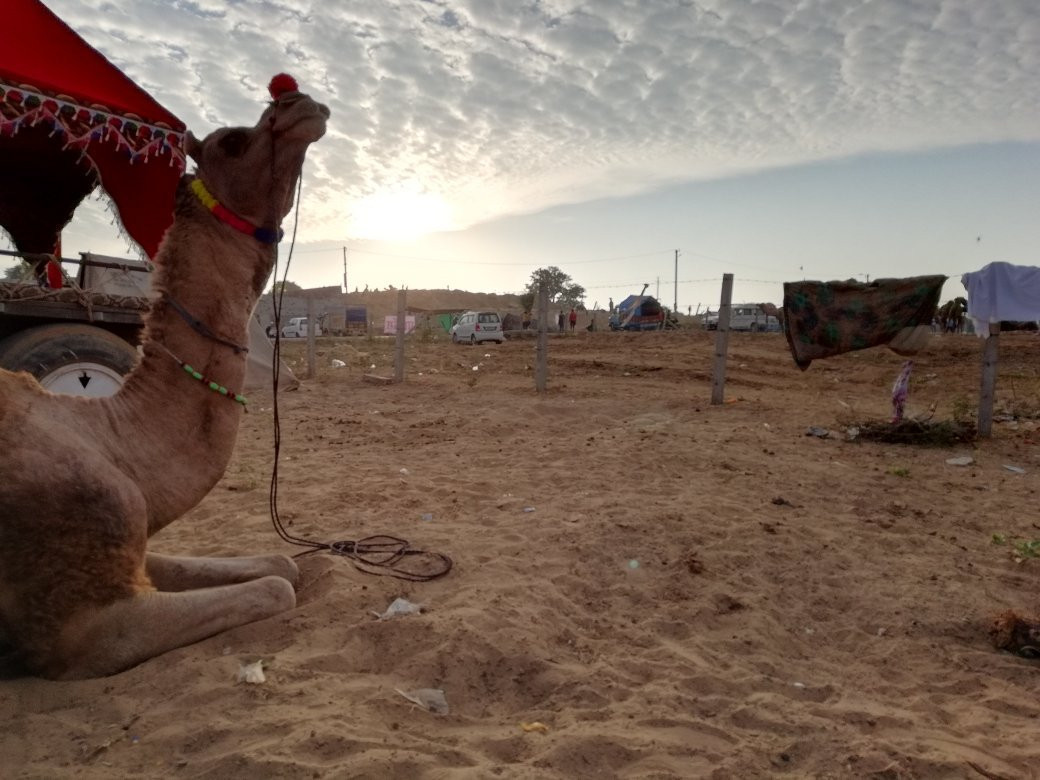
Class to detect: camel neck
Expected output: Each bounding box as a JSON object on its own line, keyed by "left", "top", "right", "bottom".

{"left": 100, "top": 201, "right": 269, "bottom": 534}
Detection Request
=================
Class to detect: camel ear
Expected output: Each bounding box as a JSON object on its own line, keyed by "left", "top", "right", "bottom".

{"left": 185, "top": 131, "right": 203, "bottom": 162}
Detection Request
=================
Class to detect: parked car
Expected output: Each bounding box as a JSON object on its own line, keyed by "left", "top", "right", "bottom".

{"left": 451, "top": 311, "right": 504, "bottom": 344}
{"left": 281, "top": 316, "right": 321, "bottom": 338}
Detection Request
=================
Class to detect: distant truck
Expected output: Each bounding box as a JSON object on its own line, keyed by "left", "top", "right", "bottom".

{"left": 324, "top": 305, "right": 368, "bottom": 336}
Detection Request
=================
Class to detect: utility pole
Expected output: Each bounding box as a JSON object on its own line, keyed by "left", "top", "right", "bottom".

{"left": 342, "top": 246, "right": 348, "bottom": 293}
{"left": 656, "top": 276, "right": 660, "bottom": 300}
{"left": 674, "top": 249, "right": 680, "bottom": 313}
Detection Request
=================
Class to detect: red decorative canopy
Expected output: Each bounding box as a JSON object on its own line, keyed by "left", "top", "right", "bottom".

{"left": 0, "top": 0, "right": 186, "bottom": 259}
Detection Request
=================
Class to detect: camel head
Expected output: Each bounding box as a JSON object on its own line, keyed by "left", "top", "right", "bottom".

{"left": 184, "top": 74, "right": 329, "bottom": 242}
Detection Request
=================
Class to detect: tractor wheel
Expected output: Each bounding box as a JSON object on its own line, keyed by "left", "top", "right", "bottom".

{"left": 0, "top": 323, "right": 139, "bottom": 397}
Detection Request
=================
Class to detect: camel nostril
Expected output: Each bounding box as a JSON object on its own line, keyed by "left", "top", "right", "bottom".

{"left": 319, "top": 105, "right": 330, "bottom": 119}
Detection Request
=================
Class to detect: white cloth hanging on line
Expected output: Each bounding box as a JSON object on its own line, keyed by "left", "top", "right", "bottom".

{"left": 961, "top": 262, "right": 1040, "bottom": 335}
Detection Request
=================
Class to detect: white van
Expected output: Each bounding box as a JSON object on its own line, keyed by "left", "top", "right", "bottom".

{"left": 281, "top": 317, "right": 322, "bottom": 338}
{"left": 705, "top": 305, "right": 778, "bottom": 332}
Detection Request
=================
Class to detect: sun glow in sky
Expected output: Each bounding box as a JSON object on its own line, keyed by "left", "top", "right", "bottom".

{"left": 348, "top": 186, "right": 454, "bottom": 242}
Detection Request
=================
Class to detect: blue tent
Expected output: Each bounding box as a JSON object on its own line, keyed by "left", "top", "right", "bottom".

{"left": 609, "top": 295, "right": 665, "bottom": 331}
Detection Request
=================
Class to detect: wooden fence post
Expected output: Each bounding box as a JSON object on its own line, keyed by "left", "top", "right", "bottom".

{"left": 710, "top": 273, "right": 734, "bottom": 405}
{"left": 306, "top": 296, "right": 316, "bottom": 379}
{"left": 977, "top": 322, "right": 1000, "bottom": 437}
{"left": 394, "top": 289, "right": 406, "bottom": 384}
{"left": 535, "top": 284, "right": 548, "bottom": 393}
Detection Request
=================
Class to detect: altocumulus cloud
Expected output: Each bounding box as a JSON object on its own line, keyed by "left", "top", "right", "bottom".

{"left": 44, "top": 0, "right": 1040, "bottom": 240}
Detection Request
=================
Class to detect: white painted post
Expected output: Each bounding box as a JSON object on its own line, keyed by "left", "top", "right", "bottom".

{"left": 306, "top": 296, "right": 316, "bottom": 379}
{"left": 977, "top": 322, "right": 1000, "bottom": 437}
{"left": 710, "top": 274, "right": 734, "bottom": 405}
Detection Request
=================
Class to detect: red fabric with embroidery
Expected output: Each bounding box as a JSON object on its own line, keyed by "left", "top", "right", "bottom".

{"left": 0, "top": 0, "right": 186, "bottom": 258}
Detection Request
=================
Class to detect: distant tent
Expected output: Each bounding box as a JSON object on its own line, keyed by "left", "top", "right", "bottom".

{"left": 611, "top": 295, "right": 664, "bottom": 331}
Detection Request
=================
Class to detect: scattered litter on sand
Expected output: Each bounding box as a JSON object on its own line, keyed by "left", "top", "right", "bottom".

{"left": 521, "top": 722, "right": 550, "bottom": 733}
{"left": 373, "top": 598, "right": 424, "bottom": 620}
{"left": 395, "top": 688, "right": 449, "bottom": 715}
{"left": 236, "top": 660, "right": 266, "bottom": 684}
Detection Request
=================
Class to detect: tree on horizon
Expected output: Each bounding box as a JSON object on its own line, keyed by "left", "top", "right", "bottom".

{"left": 270, "top": 280, "right": 302, "bottom": 296}
{"left": 524, "top": 266, "right": 585, "bottom": 309}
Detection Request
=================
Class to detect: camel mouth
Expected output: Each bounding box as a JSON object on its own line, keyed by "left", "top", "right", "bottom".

{"left": 271, "top": 101, "right": 330, "bottom": 143}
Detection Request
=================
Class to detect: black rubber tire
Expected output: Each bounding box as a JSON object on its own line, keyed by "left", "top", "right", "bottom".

{"left": 0, "top": 323, "right": 139, "bottom": 394}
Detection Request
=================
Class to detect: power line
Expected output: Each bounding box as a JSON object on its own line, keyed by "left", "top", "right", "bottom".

{"left": 584, "top": 277, "right": 785, "bottom": 291}
{"left": 287, "top": 244, "right": 677, "bottom": 267}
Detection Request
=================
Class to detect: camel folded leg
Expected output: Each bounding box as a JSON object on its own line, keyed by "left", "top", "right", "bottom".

{"left": 53, "top": 576, "right": 295, "bottom": 680}
{"left": 145, "top": 552, "right": 299, "bottom": 591}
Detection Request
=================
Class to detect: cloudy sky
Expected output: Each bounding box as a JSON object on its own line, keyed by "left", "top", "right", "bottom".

{"left": 22, "top": 0, "right": 1040, "bottom": 310}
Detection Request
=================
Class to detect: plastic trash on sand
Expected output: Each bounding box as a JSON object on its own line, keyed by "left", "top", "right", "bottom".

{"left": 946, "top": 456, "right": 974, "bottom": 467}
{"left": 373, "top": 597, "right": 424, "bottom": 620}
{"left": 236, "top": 660, "right": 266, "bottom": 684}
{"left": 521, "top": 721, "right": 550, "bottom": 733}
{"left": 330, "top": 358, "right": 346, "bottom": 367}
{"left": 395, "top": 687, "right": 449, "bottom": 715}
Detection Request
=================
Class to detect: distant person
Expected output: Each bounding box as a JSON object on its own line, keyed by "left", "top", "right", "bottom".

{"left": 558, "top": 311, "right": 565, "bottom": 332}
{"left": 522, "top": 310, "right": 532, "bottom": 330}
{"left": 568, "top": 308, "right": 577, "bottom": 332}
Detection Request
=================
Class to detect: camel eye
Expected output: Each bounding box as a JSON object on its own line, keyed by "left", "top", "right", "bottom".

{"left": 217, "top": 130, "right": 250, "bottom": 157}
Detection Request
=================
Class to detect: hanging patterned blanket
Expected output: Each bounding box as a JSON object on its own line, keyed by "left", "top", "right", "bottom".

{"left": 782, "top": 275, "right": 946, "bottom": 370}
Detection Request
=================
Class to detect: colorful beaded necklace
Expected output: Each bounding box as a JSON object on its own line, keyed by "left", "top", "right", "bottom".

{"left": 190, "top": 178, "right": 283, "bottom": 245}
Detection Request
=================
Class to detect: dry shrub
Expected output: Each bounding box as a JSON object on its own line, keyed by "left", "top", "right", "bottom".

{"left": 849, "top": 417, "right": 976, "bottom": 446}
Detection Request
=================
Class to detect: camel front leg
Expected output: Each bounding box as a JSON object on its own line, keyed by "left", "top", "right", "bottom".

{"left": 52, "top": 576, "right": 296, "bottom": 680}
{"left": 145, "top": 552, "right": 299, "bottom": 591}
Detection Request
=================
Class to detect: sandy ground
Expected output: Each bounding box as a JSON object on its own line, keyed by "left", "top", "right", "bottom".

{"left": 3, "top": 329, "right": 1040, "bottom": 779}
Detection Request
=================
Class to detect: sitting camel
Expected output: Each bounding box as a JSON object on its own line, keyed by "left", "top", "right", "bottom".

{"left": 0, "top": 76, "right": 329, "bottom": 679}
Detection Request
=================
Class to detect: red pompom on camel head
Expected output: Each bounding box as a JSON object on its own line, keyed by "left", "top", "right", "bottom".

{"left": 268, "top": 73, "right": 299, "bottom": 100}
